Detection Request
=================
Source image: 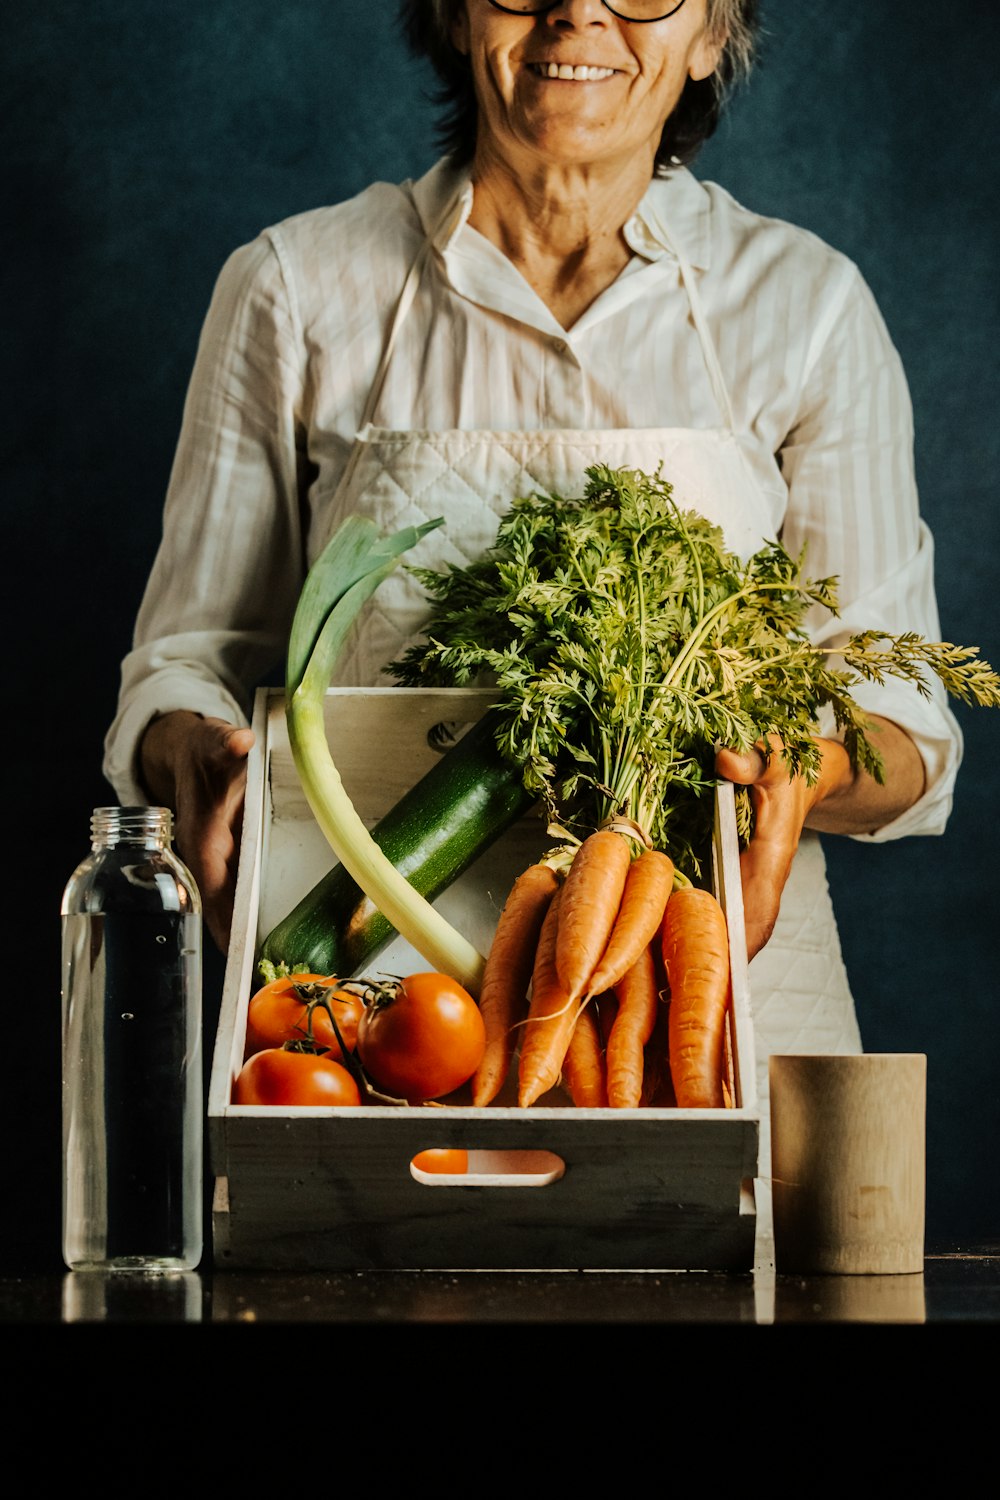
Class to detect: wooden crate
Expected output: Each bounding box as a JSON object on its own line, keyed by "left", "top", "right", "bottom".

{"left": 208, "top": 687, "right": 759, "bottom": 1271}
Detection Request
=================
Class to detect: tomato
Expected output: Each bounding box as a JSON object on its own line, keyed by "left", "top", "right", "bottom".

{"left": 356, "top": 972, "right": 486, "bottom": 1104}
{"left": 233, "top": 1047, "right": 362, "bottom": 1107}
{"left": 412, "top": 1149, "right": 469, "bottom": 1175}
{"left": 244, "top": 972, "right": 364, "bottom": 1062}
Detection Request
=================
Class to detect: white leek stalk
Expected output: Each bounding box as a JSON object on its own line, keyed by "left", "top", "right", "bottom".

{"left": 284, "top": 515, "right": 487, "bottom": 997}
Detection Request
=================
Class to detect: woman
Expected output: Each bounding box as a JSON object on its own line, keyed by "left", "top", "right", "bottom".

{"left": 104, "top": 0, "right": 961, "bottom": 1252}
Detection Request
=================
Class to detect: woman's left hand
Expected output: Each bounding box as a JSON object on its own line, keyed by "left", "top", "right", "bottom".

{"left": 715, "top": 717, "right": 927, "bottom": 960}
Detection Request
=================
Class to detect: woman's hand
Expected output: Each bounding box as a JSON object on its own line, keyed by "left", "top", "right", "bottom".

{"left": 139, "top": 711, "right": 255, "bottom": 953}
{"left": 715, "top": 717, "right": 926, "bottom": 961}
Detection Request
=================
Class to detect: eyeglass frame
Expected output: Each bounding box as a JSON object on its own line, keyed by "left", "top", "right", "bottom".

{"left": 485, "top": 1, "right": 689, "bottom": 25}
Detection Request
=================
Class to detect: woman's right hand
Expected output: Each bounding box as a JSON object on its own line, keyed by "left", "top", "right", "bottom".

{"left": 139, "top": 711, "right": 255, "bottom": 953}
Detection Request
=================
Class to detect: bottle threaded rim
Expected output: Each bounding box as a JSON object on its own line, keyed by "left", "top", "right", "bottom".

{"left": 90, "top": 806, "right": 174, "bottom": 845}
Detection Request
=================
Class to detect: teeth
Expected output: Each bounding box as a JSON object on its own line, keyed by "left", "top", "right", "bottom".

{"left": 535, "top": 63, "right": 617, "bottom": 81}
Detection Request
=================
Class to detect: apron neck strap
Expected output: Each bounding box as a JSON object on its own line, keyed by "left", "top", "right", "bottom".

{"left": 675, "top": 237, "right": 737, "bottom": 432}
{"left": 357, "top": 238, "right": 432, "bottom": 433}
{"left": 638, "top": 200, "right": 737, "bottom": 432}
{"left": 358, "top": 182, "right": 470, "bottom": 434}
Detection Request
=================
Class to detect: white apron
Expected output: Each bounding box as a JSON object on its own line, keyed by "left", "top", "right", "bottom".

{"left": 317, "top": 192, "right": 862, "bottom": 1269}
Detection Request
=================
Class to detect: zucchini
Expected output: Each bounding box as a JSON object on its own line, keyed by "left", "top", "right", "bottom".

{"left": 259, "top": 708, "right": 534, "bottom": 976}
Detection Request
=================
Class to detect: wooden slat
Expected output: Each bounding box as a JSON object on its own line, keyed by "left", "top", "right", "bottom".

{"left": 207, "top": 688, "right": 271, "bottom": 1168}
{"left": 714, "top": 781, "right": 757, "bottom": 1115}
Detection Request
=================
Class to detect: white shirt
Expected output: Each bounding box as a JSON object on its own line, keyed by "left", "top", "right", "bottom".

{"left": 104, "top": 157, "right": 962, "bottom": 838}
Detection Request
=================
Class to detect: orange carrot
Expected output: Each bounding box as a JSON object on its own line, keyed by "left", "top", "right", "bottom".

{"left": 471, "top": 862, "right": 560, "bottom": 1107}
{"left": 555, "top": 829, "right": 632, "bottom": 1003}
{"left": 606, "top": 941, "right": 661, "bottom": 1109}
{"left": 518, "top": 887, "right": 584, "bottom": 1107}
{"left": 661, "top": 887, "right": 731, "bottom": 1109}
{"left": 561, "top": 1000, "right": 607, "bottom": 1107}
{"left": 585, "top": 849, "right": 674, "bottom": 999}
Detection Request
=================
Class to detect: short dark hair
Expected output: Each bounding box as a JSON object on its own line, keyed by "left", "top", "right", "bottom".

{"left": 399, "top": 0, "right": 760, "bottom": 172}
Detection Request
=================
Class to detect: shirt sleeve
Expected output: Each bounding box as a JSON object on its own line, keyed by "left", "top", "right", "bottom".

{"left": 103, "top": 233, "right": 310, "bottom": 804}
{"left": 777, "top": 261, "right": 963, "bottom": 841}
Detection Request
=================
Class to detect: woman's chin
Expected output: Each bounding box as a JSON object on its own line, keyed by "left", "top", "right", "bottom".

{"left": 500, "top": 114, "right": 645, "bottom": 176}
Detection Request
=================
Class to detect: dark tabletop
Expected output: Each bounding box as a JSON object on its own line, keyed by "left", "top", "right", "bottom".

{"left": 4, "top": 1247, "right": 998, "bottom": 1327}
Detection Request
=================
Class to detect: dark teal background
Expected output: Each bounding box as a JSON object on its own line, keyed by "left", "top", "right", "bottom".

{"left": 6, "top": 1, "right": 998, "bottom": 1269}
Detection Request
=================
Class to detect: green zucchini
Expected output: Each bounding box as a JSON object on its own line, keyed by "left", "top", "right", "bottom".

{"left": 259, "top": 708, "right": 534, "bottom": 976}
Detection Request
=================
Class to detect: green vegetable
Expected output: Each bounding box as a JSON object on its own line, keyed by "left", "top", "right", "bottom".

{"left": 279, "top": 511, "right": 495, "bottom": 997}
{"left": 260, "top": 707, "right": 533, "bottom": 976}
{"left": 391, "top": 463, "right": 1000, "bottom": 878}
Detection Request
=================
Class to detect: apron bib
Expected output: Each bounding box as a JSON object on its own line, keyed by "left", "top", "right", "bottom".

{"left": 313, "top": 191, "right": 862, "bottom": 1266}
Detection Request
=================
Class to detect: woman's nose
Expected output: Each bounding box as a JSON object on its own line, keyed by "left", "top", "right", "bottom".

{"left": 545, "top": 1, "right": 614, "bottom": 28}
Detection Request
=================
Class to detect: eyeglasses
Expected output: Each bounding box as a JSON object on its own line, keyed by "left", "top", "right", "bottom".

{"left": 486, "top": 0, "right": 688, "bottom": 21}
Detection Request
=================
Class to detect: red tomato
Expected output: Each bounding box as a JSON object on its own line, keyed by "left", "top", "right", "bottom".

{"left": 233, "top": 1047, "right": 362, "bottom": 1107}
{"left": 244, "top": 972, "right": 364, "bottom": 1062}
{"left": 412, "top": 1149, "right": 469, "bottom": 1175}
{"left": 356, "top": 973, "right": 486, "bottom": 1104}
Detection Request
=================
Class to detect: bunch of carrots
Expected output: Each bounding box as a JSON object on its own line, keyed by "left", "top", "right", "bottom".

{"left": 472, "top": 828, "right": 733, "bottom": 1112}
{"left": 390, "top": 462, "right": 1000, "bottom": 1110}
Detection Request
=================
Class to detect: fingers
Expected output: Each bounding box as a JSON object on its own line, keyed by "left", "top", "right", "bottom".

{"left": 179, "top": 807, "right": 241, "bottom": 953}
{"left": 715, "top": 737, "right": 808, "bottom": 961}
{"left": 171, "top": 718, "right": 255, "bottom": 954}
{"left": 738, "top": 796, "right": 801, "bottom": 960}
{"left": 201, "top": 865, "right": 239, "bottom": 954}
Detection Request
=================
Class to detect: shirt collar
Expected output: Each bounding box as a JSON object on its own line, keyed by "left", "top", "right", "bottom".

{"left": 409, "top": 158, "right": 476, "bottom": 249}
{"left": 408, "top": 156, "right": 713, "bottom": 271}
{"left": 626, "top": 169, "right": 712, "bottom": 271}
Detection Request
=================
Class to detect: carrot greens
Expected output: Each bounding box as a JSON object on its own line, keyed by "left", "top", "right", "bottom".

{"left": 391, "top": 463, "right": 1000, "bottom": 880}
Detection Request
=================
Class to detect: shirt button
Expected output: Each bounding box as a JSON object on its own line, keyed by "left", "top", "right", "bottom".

{"left": 551, "top": 337, "right": 568, "bottom": 355}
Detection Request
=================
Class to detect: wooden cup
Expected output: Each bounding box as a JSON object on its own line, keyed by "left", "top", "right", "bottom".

{"left": 769, "top": 1054, "right": 926, "bottom": 1275}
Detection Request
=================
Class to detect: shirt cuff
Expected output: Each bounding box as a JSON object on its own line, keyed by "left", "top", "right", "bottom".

{"left": 815, "top": 675, "right": 963, "bottom": 841}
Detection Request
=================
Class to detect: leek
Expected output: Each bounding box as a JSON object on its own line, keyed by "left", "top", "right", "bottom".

{"left": 284, "top": 513, "right": 488, "bottom": 997}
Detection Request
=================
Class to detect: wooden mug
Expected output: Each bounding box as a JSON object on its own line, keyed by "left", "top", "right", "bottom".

{"left": 769, "top": 1054, "right": 926, "bottom": 1275}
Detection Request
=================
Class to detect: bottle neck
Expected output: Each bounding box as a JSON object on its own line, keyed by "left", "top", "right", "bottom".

{"left": 90, "top": 806, "right": 174, "bottom": 850}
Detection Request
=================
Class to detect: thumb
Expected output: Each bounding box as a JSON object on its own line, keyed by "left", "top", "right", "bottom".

{"left": 715, "top": 742, "right": 770, "bottom": 786}
{"left": 222, "top": 725, "right": 255, "bottom": 758}
{"left": 200, "top": 717, "right": 255, "bottom": 763}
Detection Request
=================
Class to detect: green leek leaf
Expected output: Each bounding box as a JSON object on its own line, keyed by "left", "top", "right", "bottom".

{"left": 283, "top": 512, "right": 487, "bottom": 998}
{"left": 286, "top": 514, "right": 444, "bottom": 699}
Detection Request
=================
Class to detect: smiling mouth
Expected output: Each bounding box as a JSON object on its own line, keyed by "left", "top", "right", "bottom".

{"left": 528, "top": 63, "right": 619, "bottom": 81}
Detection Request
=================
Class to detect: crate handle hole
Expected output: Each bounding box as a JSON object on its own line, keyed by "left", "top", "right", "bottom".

{"left": 409, "top": 1148, "right": 565, "bottom": 1187}
{"left": 426, "top": 719, "right": 473, "bottom": 754}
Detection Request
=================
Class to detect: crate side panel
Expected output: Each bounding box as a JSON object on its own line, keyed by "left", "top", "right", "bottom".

{"left": 216, "top": 1111, "right": 758, "bottom": 1272}
{"left": 713, "top": 781, "right": 757, "bottom": 1114}
{"left": 208, "top": 689, "right": 271, "bottom": 1166}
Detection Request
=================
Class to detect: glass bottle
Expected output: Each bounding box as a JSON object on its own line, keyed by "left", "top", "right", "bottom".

{"left": 61, "top": 806, "right": 203, "bottom": 1272}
